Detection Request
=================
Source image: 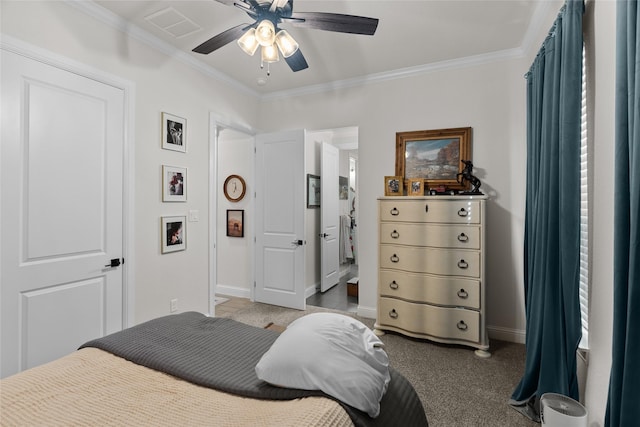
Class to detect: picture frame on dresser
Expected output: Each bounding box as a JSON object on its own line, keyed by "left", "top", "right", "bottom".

{"left": 395, "top": 127, "right": 471, "bottom": 191}
{"left": 407, "top": 179, "right": 425, "bottom": 196}
{"left": 384, "top": 176, "right": 403, "bottom": 196}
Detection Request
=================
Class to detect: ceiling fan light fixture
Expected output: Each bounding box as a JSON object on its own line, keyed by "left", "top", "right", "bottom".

{"left": 261, "top": 43, "right": 280, "bottom": 63}
{"left": 237, "top": 28, "right": 259, "bottom": 56}
{"left": 255, "top": 20, "right": 276, "bottom": 46}
{"left": 274, "top": 30, "right": 299, "bottom": 58}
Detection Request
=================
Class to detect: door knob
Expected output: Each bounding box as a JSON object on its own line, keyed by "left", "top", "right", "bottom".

{"left": 105, "top": 258, "right": 121, "bottom": 268}
{"left": 318, "top": 233, "right": 329, "bottom": 238}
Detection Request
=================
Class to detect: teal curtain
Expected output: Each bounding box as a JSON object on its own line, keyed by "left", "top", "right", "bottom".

{"left": 606, "top": 2, "right": 640, "bottom": 425}
{"left": 509, "top": 0, "right": 584, "bottom": 421}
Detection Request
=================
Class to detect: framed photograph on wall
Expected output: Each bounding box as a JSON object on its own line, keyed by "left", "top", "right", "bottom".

{"left": 162, "top": 112, "right": 186, "bottom": 152}
{"left": 226, "top": 209, "right": 244, "bottom": 237}
{"left": 161, "top": 215, "right": 186, "bottom": 253}
{"left": 408, "top": 178, "right": 425, "bottom": 196}
{"left": 162, "top": 165, "right": 186, "bottom": 202}
{"left": 307, "top": 174, "right": 320, "bottom": 208}
{"left": 339, "top": 176, "right": 348, "bottom": 200}
{"left": 384, "top": 176, "right": 403, "bottom": 196}
{"left": 395, "top": 127, "right": 471, "bottom": 191}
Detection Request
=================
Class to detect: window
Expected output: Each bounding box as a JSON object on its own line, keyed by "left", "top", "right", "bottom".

{"left": 579, "top": 44, "right": 589, "bottom": 349}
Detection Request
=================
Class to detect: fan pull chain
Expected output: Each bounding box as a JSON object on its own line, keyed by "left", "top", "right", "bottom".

{"left": 259, "top": 60, "right": 271, "bottom": 77}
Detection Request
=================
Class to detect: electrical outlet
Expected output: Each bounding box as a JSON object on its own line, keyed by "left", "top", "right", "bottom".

{"left": 170, "top": 298, "right": 178, "bottom": 313}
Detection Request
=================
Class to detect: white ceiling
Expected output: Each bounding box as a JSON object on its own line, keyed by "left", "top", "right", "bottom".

{"left": 91, "top": 0, "right": 552, "bottom": 95}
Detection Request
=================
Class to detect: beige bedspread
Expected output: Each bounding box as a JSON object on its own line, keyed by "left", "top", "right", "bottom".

{"left": 0, "top": 348, "right": 353, "bottom": 427}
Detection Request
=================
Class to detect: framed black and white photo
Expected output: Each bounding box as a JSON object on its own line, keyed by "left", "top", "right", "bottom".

{"left": 162, "top": 165, "right": 187, "bottom": 202}
{"left": 226, "top": 209, "right": 244, "bottom": 237}
{"left": 162, "top": 112, "right": 186, "bottom": 152}
{"left": 307, "top": 174, "right": 320, "bottom": 208}
{"left": 161, "top": 215, "right": 186, "bottom": 253}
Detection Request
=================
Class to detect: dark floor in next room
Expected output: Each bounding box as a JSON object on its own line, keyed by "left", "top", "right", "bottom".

{"left": 306, "top": 276, "right": 358, "bottom": 313}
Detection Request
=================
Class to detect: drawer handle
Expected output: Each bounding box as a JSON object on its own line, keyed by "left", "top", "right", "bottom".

{"left": 458, "top": 208, "right": 468, "bottom": 217}
{"left": 389, "top": 281, "right": 399, "bottom": 290}
{"left": 424, "top": 204, "right": 429, "bottom": 213}
{"left": 389, "top": 309, "right": 399, "bottom": 319}
{"left": 457, "top": 233, "right": 469, "bottom": 242}
{"left": 457, "top": 259, "right": 469, "bottom": 269}
{"left": 390, "top": 230, "right": 400, "bottom": 239}
{"left": 457, "top": 289, "right": 469, "bottom": 299}
{"left": 390, "top": 254, "right": 399, "bottom": 263}
{"left": 390, "top": 207, "right": 399, "bottom": 216}
{"left": 457, "top": 320, "right": 468, "bottom": 331}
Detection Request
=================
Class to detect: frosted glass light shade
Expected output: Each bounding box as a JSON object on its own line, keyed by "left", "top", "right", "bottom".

{"left": 237, "top": 28, "right": 259, "bottom": 56}
{"left": 261, "top": 44, "right": 279, "bottom": 63}
{"left": 255, "top": 20, "right": 276, "bottom": 47}
{"left": 275, "top": 30, "right": 299, "bottom": 58}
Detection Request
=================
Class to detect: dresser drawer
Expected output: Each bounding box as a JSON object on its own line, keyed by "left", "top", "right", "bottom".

{"left": 379, "top": 199, "right": 481, "bottom": 224}
{"left": 379, "top": 270, "right": 480, "bottom": 309}
{"left": 378, "top": 298, "right": 480, "bottom": 342}
{"left": 380, "top": 222, "right": 480, "bottom": 249}
{"left": 380, "top": 245, "right": 480, "bottom": 278}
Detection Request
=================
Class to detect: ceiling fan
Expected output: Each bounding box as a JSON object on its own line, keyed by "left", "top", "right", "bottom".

{"left": 192, "top": 0, "right": 379, "bottom": 74}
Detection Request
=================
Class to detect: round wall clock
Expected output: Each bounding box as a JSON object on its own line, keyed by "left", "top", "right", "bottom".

{"left": 223, "top": 174, "right": 246, "bottom": 202}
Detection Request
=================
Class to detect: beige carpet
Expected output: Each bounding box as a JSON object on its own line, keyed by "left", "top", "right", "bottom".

{"left": 220, "top": 302, "right": 537, "bottom": 427}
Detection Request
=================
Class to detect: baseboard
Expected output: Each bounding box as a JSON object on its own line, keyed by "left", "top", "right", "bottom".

{"left": 305, "top": 283, "right": 320, "bottom": 298}
{"left": 487, "top": 325, "right": 526, "bottom": 344}
{"left": 215, "top": 284, "right": 251, "bottom": 300}
{"left": 356, "top": 304, "right": 377, "bottom": 320}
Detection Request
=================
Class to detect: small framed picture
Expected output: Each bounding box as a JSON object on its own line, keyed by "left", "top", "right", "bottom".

{"left": 162, "top": 112, "right": 186, "bottom": 152}
{"left": 408, "top": 178, "right": 425, "bottom": 196}
{"left": 227, "top": 209, "right": 244, "bottom": 237}
{"left": 384, "top": 176, "right": 404, "bottom": 196}
{"left": 339, "top": 176, "right": 348, "bottom": 200}
{"left": 162, "top": 216, "right": 186, "bottom": 253}
{"left": 162, "top": 165, "right": 187, "bottom": 202}
{"left": 307, "top": 174, "right": 320, "bottom": 208}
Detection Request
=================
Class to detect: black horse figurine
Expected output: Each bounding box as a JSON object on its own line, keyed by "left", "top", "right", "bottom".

{"left": 456, "top": 160, "right": 482, "bottom": 194}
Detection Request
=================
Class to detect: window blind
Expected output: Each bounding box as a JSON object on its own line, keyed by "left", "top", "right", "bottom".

{"left": 579, "top": 45, "right": 589, "bottom": 349}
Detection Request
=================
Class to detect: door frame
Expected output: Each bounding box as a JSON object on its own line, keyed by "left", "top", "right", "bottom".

{"left": 208, "top": 113, "right": 256, "bottom": 315}
{"left": 1, "top": 35, "right": 135, "bottom": 328}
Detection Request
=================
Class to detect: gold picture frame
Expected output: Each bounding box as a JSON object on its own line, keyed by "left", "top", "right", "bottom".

{"left": 384, "top": 176, "right": 403, "bottom": 196}
{"left": 395, "top": 127, "right": 472, "bottom": 191}
{"left": 407, "top": 178, "right": 425, "bottom": 196}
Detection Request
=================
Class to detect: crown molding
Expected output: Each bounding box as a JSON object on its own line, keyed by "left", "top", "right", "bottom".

{"left": 65, "top": 0, "right": 260, "bottom": 98}
{"left": 67, "top": 0, "right": 552, "bottom": 102}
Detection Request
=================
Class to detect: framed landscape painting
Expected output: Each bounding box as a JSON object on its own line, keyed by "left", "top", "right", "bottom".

{"left": 395, "top": 127, "right": 471, "bottom": 191}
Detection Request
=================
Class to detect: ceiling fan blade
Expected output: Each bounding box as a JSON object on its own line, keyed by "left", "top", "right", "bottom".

{"left": 287, "top": 12, "right": 378, "bottom": 35}
{"left": 193, "top": 24, "right": 249, "bottom": 54}
{"left": 285, "top": 49, "right": 308, "bottom": 72}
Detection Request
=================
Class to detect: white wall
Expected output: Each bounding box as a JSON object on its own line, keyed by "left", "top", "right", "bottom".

{"left": 1, "top": 1, "right": 259, "bottom": 324}
{"left": 257, "top": 57, "right": 531, "bottom": 337}
{"left": 216, "top": 129, "right": 254, "bottom": 298}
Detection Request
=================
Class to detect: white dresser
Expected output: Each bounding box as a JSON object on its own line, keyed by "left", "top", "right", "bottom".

{"left": 374, "top": 196, "right": 490, "bottom": 357}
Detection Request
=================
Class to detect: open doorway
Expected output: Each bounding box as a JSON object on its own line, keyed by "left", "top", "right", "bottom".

{"left": 306, "top": 127, "right": 359, "bottom": 312}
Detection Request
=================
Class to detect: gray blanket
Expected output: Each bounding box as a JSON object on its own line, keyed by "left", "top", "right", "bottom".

{"left": 80, "top": 312, "right": 427, "bottom": 427}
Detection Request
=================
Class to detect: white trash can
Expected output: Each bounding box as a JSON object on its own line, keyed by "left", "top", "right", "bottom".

{"left": 540, "top": 393, "right": 587, "bottom": 427}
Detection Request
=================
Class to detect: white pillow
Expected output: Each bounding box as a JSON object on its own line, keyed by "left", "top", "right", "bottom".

{"left": 255, "top": 312, "right": 390, "bottom": 417}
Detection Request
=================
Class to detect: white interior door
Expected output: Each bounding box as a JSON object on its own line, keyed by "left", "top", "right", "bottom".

{"left": 320, "top": 142, "right": 340, "bottom": 292}
{"left": 1, "top": 50, "right": 125, "bottom": 378}
{"left": 254, "top": 129, "right": 306, "bottom": 310}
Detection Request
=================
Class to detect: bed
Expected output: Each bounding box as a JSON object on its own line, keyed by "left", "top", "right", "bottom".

{"left": 1, "top": 311, "right": 428, "bottom": 426}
